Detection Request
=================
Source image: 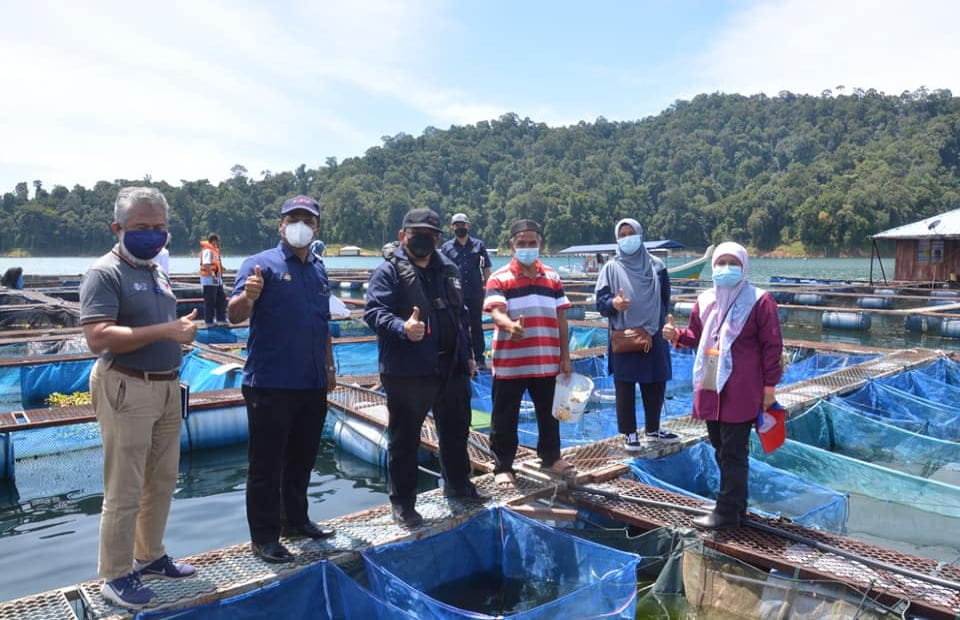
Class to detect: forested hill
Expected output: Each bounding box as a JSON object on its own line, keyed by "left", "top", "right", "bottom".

{"left": 4, "top": 88, "right": 960, "bottom": 257}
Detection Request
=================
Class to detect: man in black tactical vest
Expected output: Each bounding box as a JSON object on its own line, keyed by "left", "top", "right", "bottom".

{"left": 364, "top": 208, "right": 486, "bottom": 527}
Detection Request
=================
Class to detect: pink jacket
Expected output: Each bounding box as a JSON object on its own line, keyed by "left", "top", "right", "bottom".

{"left": 675, "top": 293, "right": 783, "bottom": 423}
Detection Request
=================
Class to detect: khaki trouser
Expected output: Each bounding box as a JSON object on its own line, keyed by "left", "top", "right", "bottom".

{"left": 90, "top": 360, "right": 182, "bottom": 580}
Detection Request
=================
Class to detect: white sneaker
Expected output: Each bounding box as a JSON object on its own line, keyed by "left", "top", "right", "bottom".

{"left": 623, "top": 433, "right": 644, "bottom": 452}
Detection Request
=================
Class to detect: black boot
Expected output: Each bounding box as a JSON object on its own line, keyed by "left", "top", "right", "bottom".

{"left": 692, "top": 511, "right": 740, "bottom": 530}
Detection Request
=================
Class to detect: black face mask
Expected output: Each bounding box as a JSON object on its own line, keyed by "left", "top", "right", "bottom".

{"left": 406, "top": 233, "right": 435, "bottom": 258}
{"left": 454, "top": 227, "right": 469, "bottom": 238}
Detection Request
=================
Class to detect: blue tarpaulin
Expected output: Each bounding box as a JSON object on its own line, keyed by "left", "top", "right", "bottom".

{"left": 363, "top": 507, "right": 639, "bottom": 619}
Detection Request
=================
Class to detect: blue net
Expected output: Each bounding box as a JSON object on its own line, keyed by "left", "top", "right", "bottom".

{"left": 334, "top": 341, "right": 380, "bottom": 376}
{"left": 193, "top": 326, "right": 249, "bottom": 345}
{"left": 626, "top": 442, "right": 848, "bottom": 533}
{"left": 19, "top": 359, "right": 94, "bottom": 407}
{"left": 780, "top": 352, "right": 877, "bottom": 385}
{"left": 837, "top": 379, "right": 960, "bottom": 441}
{"left": 788, "top": 400, "right": 960, "bottom": 479}
{"left": 362, "top": 507, "right": 639, "bottom": 619}
{"left": 135, "top": 560, "right": 416, "bottom": 619}
{"left": 748, "top": 436, "right": 960, "bottom": 519}
{"left": 180, "top": 350, "right": 243, "bottom": 392}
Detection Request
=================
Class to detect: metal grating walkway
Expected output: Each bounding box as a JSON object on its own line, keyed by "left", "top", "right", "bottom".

{"left": 0, "top": 345, "right": 955, "bottom": 619}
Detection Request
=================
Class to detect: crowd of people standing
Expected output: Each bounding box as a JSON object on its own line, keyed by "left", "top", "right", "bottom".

{"left": 78, "top": 187, "right": 779, "bottom": 610}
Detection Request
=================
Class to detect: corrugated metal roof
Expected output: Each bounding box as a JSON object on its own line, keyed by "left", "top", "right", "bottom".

{"left": 872, "top": 207, "right": 960, "bottom": 239}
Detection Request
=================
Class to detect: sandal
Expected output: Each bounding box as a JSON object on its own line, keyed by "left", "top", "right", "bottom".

{"left": 495, "top": 472, "right": 517, "bottom": 489}
{"left": 545, "top": 458, "right": 576, "bottom": 475}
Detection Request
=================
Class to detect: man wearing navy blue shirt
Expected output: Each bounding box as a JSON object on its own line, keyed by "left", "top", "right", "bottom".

{"left": 365, "top": 208, "right": 485, "bottom": 528}
{"left": 440, "top": 213, "right": 492, "bottom": 369}
{"left": 228, "top": 195, "right": 336, "bottom": 564}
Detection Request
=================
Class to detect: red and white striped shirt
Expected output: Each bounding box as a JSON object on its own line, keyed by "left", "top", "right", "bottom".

{"left": 483, "top": 259, "right": 571, "bottom": 379}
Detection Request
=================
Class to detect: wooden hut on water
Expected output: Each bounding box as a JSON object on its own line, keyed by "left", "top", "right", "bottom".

{"left": 871, "top": 207, "right": 960, "bottom": 283}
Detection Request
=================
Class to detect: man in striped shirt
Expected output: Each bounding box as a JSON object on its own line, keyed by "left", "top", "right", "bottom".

{"left": 483, "top": 219, "right": 574, "bottom": 488}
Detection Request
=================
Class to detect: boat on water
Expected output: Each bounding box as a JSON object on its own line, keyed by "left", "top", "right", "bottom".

{"left": 556, "top": 241, "right": 715, "bottom": 281}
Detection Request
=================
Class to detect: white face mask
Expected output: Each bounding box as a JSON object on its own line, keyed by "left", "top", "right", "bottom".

{"left": 284, "top": 221, "right": 314, "bottom": 248}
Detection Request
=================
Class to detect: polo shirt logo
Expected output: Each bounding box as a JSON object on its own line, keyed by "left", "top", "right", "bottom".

{"left": 133, "top": 282, "right": 149, "bottom": 291}
{"left": 282, "top": 273, "right": 292, "bottom": 281}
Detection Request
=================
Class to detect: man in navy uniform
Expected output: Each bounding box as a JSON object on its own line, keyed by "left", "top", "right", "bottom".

{"left": 228, "top": 195, "right": 336, "bottom": 563}
{"left": 440, "top": 213, "right": 492, "bottom": 369}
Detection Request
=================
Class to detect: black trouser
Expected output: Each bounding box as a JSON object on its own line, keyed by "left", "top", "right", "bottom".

{"left": 615, "top": 380, "right": 666, "bottom": 435}
{"left": 242, "top": 386, "right": 327, "bottom": 544}
{"left": 203, "top": 284, "right": 226, "bottom": 323}
{"left": 464, "top": 296, "right": 485, "bottom": 364}
{"left": 381, "top": 372, "right": 473, "bottom": 509}
{"left": 705, "top": 420, "right": 753, "bottom": 518}
{"left": 490, "top": 376, "right": 560, "bottom": 474}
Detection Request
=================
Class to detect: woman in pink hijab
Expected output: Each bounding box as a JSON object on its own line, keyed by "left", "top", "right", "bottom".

{"left": 662, "top": 241, "right": 783, "bottom": 529}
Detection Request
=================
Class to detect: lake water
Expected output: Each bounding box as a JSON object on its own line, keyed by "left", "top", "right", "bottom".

{"left": 1, "top": 253, "right": 883, "bottom": 282}
{"left": 3, "top": 253, "right": 958, "bottom": 603}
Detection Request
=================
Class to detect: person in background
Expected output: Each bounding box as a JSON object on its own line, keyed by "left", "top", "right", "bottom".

{"left": 310, "top": 239, "right": 326, "bottom": 259}
{"left": 595, "top": 218, "right": 678, "bottom": 451}
{"left": 199, "top": 233, "right": 226, "bottom": 327}
{"left": 484, "top": 219, "right": 574, "bottom": 489}
{"left": 155, "top": 236, "right": 171, "bottom": 274}
{"left": 364, "top": 208, "right": 483, "bottom": 528}
{"left": 228, "top": 195, "right": 336, "bottom": 563}
{"left": 1, "top": 266, "right": 24, "bottom": 289}
{"left": 79, "top": 187, "right": 198, "bottom": 609}
{"left": 441, "top": 212, "right": 492, "bottom": 369}
{"left": 662, "top": 241, "right": 783, "bottom": 529}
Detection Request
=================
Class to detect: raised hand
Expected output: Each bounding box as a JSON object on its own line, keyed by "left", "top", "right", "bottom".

{"left": 170, "top": 309, "right": 199, "bottom": 343}
{"left": 661, "top": 313, "right": 679, "bottom": 346}
{"left": 244, "top": 265, "right": 264, "bottom": 302}
{"left": 404, "top": 306, "right": 426, "bottom": 341}
{"left": 612, "top": 287, "right": 631, "bottom": 312}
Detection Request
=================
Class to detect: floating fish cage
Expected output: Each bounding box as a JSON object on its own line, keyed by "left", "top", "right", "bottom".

{"left": 821, "top": 311, "right": 871, "bottom": 331}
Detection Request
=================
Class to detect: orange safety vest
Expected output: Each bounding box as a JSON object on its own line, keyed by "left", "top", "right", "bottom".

{"left": 199, "top": 241, "right": 223, "bottom": 277}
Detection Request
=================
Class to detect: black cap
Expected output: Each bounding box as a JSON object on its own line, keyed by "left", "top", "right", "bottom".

{"left": 402, "top": 208, "right": 442, "bottom": 232}
{"left": 510, "top": 219, "right": 541, "bottom": 237}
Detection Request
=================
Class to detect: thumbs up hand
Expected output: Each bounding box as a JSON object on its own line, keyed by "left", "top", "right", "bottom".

{"left": 170, "top": 309, "right": 199, "bottom": 343}
{"left": 244, "top": 265, "right": 264, "bottom": 303}
{"left": 404, "top": 306, "right": 426, "bottom": 341}
{"left": 508, "top": 314, "right": 525, "bottom": 340}
{"left": 661, "top": 313, "right": 679, "bottom": 346}
{"left": 612, "top": 287, "right": 631, "bottom": 312}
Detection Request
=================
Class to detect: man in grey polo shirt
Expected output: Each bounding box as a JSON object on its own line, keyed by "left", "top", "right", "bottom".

{"left": 79, "top": 187, "right": 199, "bottom": 609}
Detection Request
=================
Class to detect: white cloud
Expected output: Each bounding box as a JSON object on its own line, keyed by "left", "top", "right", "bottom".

{"left": 690, "top": 0, "right": 960, "bottom": 98}
{"left": 0, "top": 0, "right": 506, "bottom": 191}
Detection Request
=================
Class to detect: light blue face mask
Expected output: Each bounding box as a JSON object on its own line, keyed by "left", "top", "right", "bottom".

{"left": 515, "top": 247, "right": 539, "bottom": 266}
{"left": 617, "top": 234, "right": 643, "bottom": 255}
{"left": 712, "top": 265, "right": 743, "bottom": 288}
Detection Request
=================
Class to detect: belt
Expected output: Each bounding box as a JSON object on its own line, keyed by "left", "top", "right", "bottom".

{"left": 110, "top": 362, "right": 180, "bottom": 381}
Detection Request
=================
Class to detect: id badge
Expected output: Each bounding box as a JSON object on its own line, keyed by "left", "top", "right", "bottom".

{"left": 702, "top": 348, "right": 720, "bottom": 391}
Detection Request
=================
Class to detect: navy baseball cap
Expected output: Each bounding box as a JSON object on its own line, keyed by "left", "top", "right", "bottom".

{"left": 402, "top": 208, "right": 442, "bottom": 232}
{"left": 280, "top": 195, "right": 320, "bottom": 216}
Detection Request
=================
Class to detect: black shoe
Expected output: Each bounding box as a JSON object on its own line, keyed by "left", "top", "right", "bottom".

{"left": 692, "top": 511, "right": 740, "bottom": 530}
{"left": 252, "top": 541, "right": 294, "bottom": 563}
{"left": 281, "top": 521, "right": 335, "bottom": 539}
{"left": 443, "top": 484, "right": 488, "bottom": 501}
{"left": 391, "top": 505, "right": 424, "bottom": 528}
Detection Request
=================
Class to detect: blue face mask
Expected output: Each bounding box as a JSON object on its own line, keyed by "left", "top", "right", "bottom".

{"left": 712, "top": 265, "right": 743, "bottom": 288}
{"left": 617, "top": 234, "right": 643, "bottom": 255}
{"left": 515, "top": 247, "right": 539, "bottom": 266}
{"left": 123, "top": 230, "right": 168, "bottom": 260}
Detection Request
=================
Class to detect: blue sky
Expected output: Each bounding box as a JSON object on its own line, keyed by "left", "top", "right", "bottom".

{"left": 1, "top": 0, "right": 957, "bottom": 195}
